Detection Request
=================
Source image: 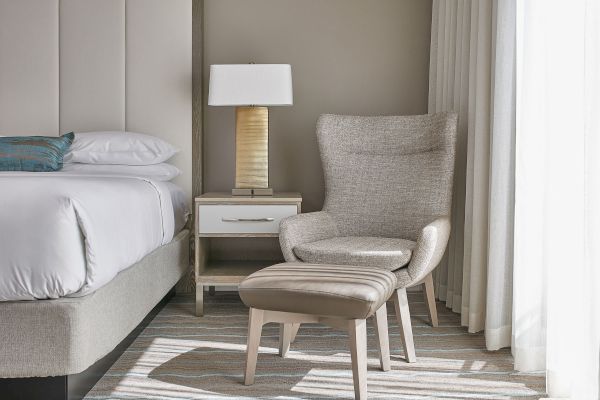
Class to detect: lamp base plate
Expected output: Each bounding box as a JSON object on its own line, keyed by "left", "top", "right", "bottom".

{"left": 232, "top": 188, "right": 273, "bottom": 196}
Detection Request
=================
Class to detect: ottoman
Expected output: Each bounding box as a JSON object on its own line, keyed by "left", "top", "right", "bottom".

{"left": 239, "top": 262, "right": 397, "bottom": 400}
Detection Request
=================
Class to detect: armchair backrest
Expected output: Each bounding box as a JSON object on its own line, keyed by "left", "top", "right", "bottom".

{"left": 317, "top": 112, "right": 457, "bottom": 241}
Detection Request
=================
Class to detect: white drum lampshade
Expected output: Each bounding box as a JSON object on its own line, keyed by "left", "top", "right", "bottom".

{"left": 208, "top": 64, "right": 293, "bottom": 106}
{"left": 208, "top": 64, "right": 293, "bottom": 196}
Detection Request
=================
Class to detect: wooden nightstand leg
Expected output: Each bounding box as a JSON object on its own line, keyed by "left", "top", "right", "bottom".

{"left": 196, "top": 282, "right": 204, "bottom": 316}
{"left": 208, "top": 286, "right": 216, "bottom": 296}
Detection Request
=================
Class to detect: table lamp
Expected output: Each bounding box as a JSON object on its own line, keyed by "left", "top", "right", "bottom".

{"left": 208, "top": 64, "right": 293, "bottom": 196}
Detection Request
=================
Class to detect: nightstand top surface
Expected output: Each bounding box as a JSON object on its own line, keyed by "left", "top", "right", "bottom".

{"left": 196, "top": 192, "right": 302, "bottom": 203}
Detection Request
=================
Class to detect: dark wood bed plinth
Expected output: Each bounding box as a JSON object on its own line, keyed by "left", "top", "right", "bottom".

{"left": 0, "top": 289, "right": 175, "bottom": 400}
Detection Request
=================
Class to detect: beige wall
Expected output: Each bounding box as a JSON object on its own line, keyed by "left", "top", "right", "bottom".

{"left": 203, "top": 0, "right": 432, "bottom": 213}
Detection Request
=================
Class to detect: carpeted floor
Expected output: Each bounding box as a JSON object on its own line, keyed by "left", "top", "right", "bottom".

{"left": 85, "top": 292, "right": 545, "bottom": 399}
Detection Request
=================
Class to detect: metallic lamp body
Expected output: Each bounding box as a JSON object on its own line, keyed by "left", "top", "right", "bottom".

{"left": 233, "top": 106, "right": 273, "bottom": 196}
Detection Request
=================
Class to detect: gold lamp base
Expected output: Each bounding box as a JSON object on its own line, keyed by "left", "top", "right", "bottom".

{"left": 231, "top": 188, "right": 274, "bottom": 196}
{"left": 234, "top": 106, "right": 272, "bottom": 196}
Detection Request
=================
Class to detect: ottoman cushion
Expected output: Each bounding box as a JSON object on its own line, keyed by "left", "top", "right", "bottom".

{"left": 239, "top": 262, "right": 397, "bottom": 319}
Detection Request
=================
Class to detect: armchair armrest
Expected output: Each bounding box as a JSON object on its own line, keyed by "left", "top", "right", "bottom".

{"left": 279, "top": 211, "right": 340, "bottom": 262}
{"left": 406, "top": 216, "right": 451, "bottom": 283}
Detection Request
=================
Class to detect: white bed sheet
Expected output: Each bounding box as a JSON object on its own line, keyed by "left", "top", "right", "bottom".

{"left": 0, "top": 171, "right": 190, "bottom": 301}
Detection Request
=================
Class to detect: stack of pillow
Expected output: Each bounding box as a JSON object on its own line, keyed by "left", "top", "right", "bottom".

{"left": 62, "top": 131, "right": 181, "bottom": 181}
{"left": 0, "top": 131, "right": 180, "bottom": 181}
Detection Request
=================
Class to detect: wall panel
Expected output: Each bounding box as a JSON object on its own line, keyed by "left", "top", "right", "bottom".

{"left": 0, "top": 0, "right": 59, "bottom": 136}
{"left": 59, "top": 0, "right": 125, "bottom": 133}
{"left": 126, "top": 0, "right": 193, "bottom": 197}
{"left": 0, "top": 0, "right": 195, "bottom": 203}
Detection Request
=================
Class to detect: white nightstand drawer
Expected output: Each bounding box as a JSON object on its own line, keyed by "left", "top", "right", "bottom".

{"left": 197, "top": 204, "right": 297, "bottom": 234}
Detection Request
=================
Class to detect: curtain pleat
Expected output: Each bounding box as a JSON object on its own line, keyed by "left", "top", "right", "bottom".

{"left": 428, "top": 0, "right": 515, "bottom": 345}
{"left": 465, "top": 0, "right": 492, "bottom": 334}
{"left": 485, "top": 0, "right": 515, "bottom": 351}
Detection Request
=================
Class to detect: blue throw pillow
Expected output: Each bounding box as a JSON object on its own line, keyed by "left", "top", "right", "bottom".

{"left": 0, "top": 133, "right": 75, "bottom": 172}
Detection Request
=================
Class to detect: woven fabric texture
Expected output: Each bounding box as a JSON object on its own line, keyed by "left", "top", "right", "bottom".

{"left": 318, "top": 112, "right": 457, "bottom": 241}
{"left": 294, "top": 236, "right": 415, "bottom": 272}
{"left": 0, "top": 229, "right": 189, "bottom": 378}
{"left": 279, "top": 211, "right": 339, "bottom": 262}
{"left": 279, "top": 112, "right": 457, "bottom": 288}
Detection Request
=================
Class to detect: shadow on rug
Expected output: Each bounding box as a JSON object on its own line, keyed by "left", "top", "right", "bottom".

{"left": 85, "top": 293, "right": 545, "bottom": 399}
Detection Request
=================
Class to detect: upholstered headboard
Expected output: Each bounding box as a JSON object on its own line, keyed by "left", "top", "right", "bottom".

{"left": 0, "top": 0, "right": 192, "bottom": 200}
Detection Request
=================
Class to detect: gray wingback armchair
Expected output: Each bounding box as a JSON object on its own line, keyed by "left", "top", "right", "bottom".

{"left": 279, "top": 112, "right": 457, "bottom": 362}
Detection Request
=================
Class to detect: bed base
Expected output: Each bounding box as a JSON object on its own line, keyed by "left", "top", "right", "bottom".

{"left": 0, "top": 289, "right": 175, "bottom": 400}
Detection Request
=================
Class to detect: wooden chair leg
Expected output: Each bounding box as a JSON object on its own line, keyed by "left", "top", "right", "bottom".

{"left": 393, "top": 288, "right": 417, "bottom": 363}
{"left": 348, "top": 319, "right": 368, "bottom": 400}
{"left": 279, "top": 323, "right": 293, "bottom": 357}
{"left": 372, "top": 303, "right": 391, "bottom": 371}
{"left": 244, "top": 308, "right": 264, "bottom": 385}
{"left": 423, "top": 273, "right": 439, "bottom": 327}
{"left": 290, "top": 322, "right": 301, "bottom": 343}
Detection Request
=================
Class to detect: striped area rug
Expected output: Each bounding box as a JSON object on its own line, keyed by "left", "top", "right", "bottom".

{"left": 85, "top": 293, "right": 545, "bottom": 399}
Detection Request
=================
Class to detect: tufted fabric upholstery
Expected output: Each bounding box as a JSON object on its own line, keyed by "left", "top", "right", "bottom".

{"left": 239, "top": 263, "right": 397, "bottom": 319}
{"left": 294, "top": 236, "right": 416, "bottom": 271}
{"left": 279, "top": 113, "right": 457, "bottom": 288}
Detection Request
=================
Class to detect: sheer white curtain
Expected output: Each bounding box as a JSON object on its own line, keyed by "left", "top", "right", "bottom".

{"left": 515, "top": 0, "right": 600, "bottom": 397}
{"left": 429, "top": 0, "right": 515, "bottom": 350}
{"left": 431, "top": 0, "right": 600, "bottom": 396}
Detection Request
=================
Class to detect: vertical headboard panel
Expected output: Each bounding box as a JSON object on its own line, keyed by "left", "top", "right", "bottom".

{"left": 0, "top": 0, "right": 192, "bottom": 201}
{"left": 126, "top": 0, "right": 193, "bottom": 199}
{"left": 59, "top": 0, "right": 126, "bottom": 132}
{"left": 0, "top": 0, "right": 59, "bottom": 135}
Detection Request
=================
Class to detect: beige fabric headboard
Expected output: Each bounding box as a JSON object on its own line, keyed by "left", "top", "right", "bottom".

{"left": 0, "top": 0, "right": 192, "bottom": 200}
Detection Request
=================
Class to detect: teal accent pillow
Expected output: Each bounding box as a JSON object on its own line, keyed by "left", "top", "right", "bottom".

{"left": 0, "top": 133, "right": 75, "bottom": 172}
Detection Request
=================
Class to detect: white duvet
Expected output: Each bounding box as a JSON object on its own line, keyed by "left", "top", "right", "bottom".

{"left": 0, "top": 173, "right": 188, "bottom": 301}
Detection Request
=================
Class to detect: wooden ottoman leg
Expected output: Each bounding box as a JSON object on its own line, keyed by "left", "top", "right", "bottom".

{"left": 373, "top": 303, "right": 391, "bottom": 371}
{"left": 244, "top": 308, "right": 264, "bottom": 385}
{"left": 290, "top": 323, "right": 301, "bottom": 343}
{"left": 348, "top": 319, "right": 367, "bottom": 400}
{"left": 279, "top": 323, "right": 293, "bottom": 357}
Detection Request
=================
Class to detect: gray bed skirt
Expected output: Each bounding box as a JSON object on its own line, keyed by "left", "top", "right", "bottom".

{"left": 0, "top": 229, "right": 190, "bottom": 378}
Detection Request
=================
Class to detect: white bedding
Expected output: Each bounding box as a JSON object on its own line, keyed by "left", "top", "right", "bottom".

{"left": 0, "top": 172, "right": 190, "bottom": 301}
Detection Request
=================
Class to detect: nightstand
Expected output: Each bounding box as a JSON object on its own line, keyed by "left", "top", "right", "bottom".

{"left": 194, "top": 192, "right": 302, "bottom": 316}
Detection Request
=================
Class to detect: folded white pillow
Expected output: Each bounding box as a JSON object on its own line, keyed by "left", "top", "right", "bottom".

{"left": 64, "top": 131, "right": 179, "bottom": 165}
{"left": 61, "top": 162, "right": 181, "bottom": 181}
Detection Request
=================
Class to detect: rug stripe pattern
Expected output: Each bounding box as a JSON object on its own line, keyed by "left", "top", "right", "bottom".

{"left": 85, "top": 293, "right": 545, "bottom": 399}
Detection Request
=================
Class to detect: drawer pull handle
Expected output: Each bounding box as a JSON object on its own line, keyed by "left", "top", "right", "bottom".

{"left": 221, "top": 217, "right": 275, "bottom": 222}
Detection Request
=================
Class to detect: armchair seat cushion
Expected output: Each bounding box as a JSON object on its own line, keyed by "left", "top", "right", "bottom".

{"left": 293, "top": 236, "right": 416, "bottom": 271}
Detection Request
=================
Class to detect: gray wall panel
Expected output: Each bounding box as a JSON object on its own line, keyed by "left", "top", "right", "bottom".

{"left": 126, "top": 0, "right": 193, "bottom": 199}
{"left": 59, "top": 0, "right": 125, "bottom": 133}
{"left": 0, "top": 0, "right": 192, "bottom": 202}
{"left": 0, "top": 0, "right": 59, "bottom": 136}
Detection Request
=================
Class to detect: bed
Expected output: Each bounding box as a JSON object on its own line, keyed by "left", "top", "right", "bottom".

{"left": 0, "top": 173, "right": 189, "bottom": 301}
{"left": 0, "top": 172, "right": 191, "bottom": 399}
{"left": 0, "top": 0, "right": 193, "bottom": 398}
